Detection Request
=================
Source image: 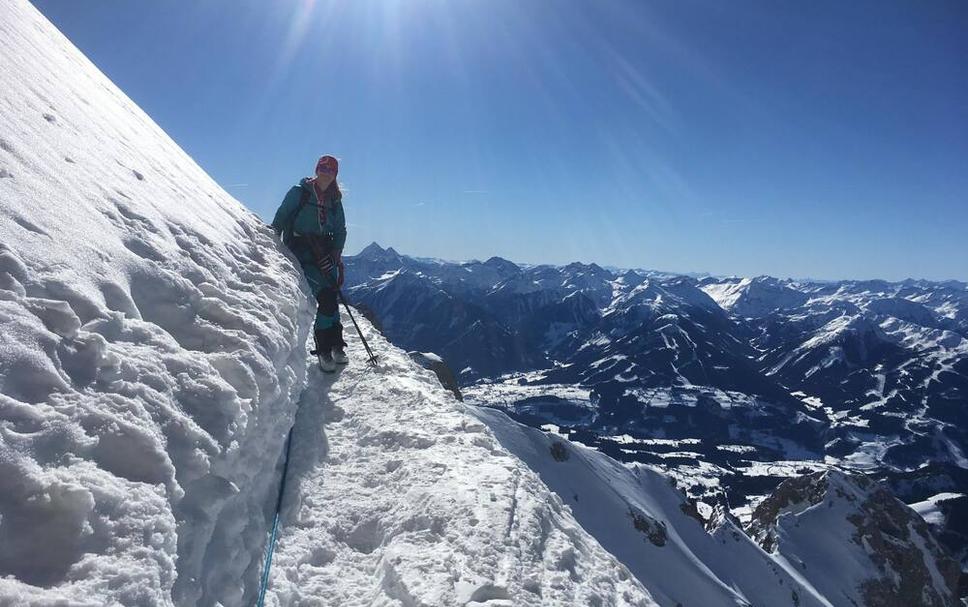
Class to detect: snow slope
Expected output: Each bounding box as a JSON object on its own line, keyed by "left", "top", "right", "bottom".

{"left": 471, "top": 407, "right": 833, "bottom": 607}
{"left": 264, "top": 325, "right": 656, "bottom": 606}
{"left": 0, "top": 1, "right": 313, "bottom": 604}
{"left": 748, "top": 471, "right": 960, "bottom": 607}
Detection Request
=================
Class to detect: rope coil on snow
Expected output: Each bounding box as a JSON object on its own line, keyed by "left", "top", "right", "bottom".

{"left": 256, "top": 425, "right": 296, "bottom": 606}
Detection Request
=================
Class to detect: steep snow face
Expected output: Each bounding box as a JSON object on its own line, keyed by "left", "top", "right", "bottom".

{"left": 264, "top": 321, "right": 656, "bottom": 606}
{"left": 0, "top": 2, "right": 312, "bottom": 604}
{"left": 471, "top": 407, "right": 834, "bottom": 607}
{"left": 747, "top": 470, "right": 960, "bottom": 607}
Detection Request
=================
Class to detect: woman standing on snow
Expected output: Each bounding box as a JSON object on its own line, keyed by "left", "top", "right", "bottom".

{"left": 271, "top": 155, "right": 348, "bottom": 372}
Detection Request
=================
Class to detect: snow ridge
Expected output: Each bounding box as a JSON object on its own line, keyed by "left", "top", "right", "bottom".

{"left": 265, "top": 323, "right": 655, "bottom": 606}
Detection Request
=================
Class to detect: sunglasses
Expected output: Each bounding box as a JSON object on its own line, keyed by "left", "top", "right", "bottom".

{"left": 317, "top": 165, "right": 337, "bottom": 175}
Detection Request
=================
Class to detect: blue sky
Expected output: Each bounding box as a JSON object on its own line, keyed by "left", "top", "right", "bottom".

{"left": 33, "top": 0, "right": 967, "bottom": 280}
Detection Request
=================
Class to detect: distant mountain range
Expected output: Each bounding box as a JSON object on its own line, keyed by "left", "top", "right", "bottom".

{"left": 344, "top": 243, "right": 968, "bottom": 579}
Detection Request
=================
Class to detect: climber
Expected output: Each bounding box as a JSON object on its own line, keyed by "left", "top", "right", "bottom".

{"left": 271, "top": 155, "right": 348, "bottom": 372}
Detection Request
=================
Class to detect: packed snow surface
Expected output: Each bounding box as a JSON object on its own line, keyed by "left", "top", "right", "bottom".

{"left": 0, "top": 1, "right": 312, "bottom": 604}
{"left": 264, "top": 326, "right": 656, "bottom": 606}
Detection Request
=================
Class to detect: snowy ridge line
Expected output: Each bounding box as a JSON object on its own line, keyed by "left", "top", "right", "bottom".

{"left": 470, "top": 408, "right": 836, "bottom": 607}
{"left": 264, "top": 319, "right": 656, "bottom": 606}
{"left": 0, "top": 1, "right": 314, "bottom": 605}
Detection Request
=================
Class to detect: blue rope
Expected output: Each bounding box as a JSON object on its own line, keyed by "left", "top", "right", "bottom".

{"left": 256, "top": 425, "right": 296, "bottom": 607}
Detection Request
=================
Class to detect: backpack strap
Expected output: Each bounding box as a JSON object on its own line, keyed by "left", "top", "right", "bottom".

{"left": 286, "top": 187, "right": 311, "bottom": 234}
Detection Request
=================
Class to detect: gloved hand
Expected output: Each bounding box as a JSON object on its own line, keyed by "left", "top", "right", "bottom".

{"left": 318, "top": 249, "right": 343, "bottom": 275}
{"left": 318, "top": 253, "right": 336, "bottom": 272}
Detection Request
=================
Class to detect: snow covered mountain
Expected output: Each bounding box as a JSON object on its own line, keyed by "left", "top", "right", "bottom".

{"left": 473, "top": 406, "right": 839, "bottom": 607}
{"left": 0, "top": 2, "right": 961, "bottom": 605}
{"left": 344, "top": 245, "right": 968, "bottom": 591}
{"left": 747, "top": 470, "right": 960, "bottom": 607}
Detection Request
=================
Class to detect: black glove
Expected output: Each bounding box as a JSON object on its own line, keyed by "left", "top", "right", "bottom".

{"left": 318, "top": 254, "right": 335, "bottom": 272}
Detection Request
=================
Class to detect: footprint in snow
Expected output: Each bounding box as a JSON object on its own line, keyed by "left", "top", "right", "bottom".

{"left": 12, "top": 216, "right": 48, "bottom": 236}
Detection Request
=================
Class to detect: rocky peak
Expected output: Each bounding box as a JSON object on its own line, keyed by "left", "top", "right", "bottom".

{"left": 357, "top": 241, "right": 386, "bottom": 257}
{"left": 483, "top": 256, "right": 519, "bottom": 272}
{"left": 747, "top": 470, "right": 960, "bottom": 607}
{"left": 617, "top": 269, "right": 646, "bottom": 288}
{"left": 356, "top": 242, "right": 403, "bottom": 264}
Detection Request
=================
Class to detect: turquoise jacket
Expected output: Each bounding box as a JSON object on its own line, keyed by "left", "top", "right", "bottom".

{"left": 271, "top": 177, "right": 347, "bottom": 251}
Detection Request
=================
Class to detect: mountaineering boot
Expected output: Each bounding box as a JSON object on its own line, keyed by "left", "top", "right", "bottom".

{"left": 317, "top": 350, "right": 337, "bottom": 373}
{"left": 313, "top": 328, "right": 337, "bottom": 372}
{"left": 332, "top": 346, "right": 348, "bottom": 365}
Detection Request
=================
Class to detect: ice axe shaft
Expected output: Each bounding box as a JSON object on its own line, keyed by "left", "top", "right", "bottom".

{"left": 338, "top": 289, "right": 378, "bottom": 365}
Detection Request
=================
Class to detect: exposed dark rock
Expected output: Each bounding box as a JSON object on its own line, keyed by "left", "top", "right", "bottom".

{"left": 679, "top": 500, "right": 705, "bottom": 527}
{"left": 747, "top": 470, "right": 960, "bottom": 607}
{"left": 549, "top": 441, "right": 569, "bottom": 462}
{"left": 407, "top": 351, "right": 463, "bottom": 401}
{"left": 629, "top": 508, "right": 667, "bottom": 547}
